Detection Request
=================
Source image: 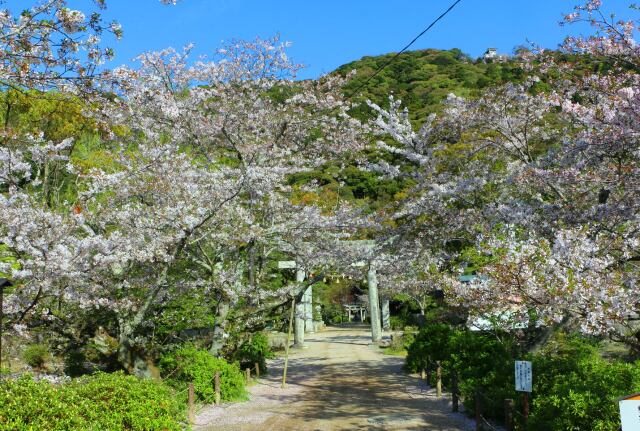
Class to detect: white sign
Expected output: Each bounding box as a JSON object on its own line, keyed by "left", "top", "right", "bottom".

{"left": 515, "top": 360, "right": 532, "bottom": 393}
{"left": 620, "top": 399, "right": 640, "bottom": 431}
{"left": 277, "top": 261, "right": 297, "bottom": 269}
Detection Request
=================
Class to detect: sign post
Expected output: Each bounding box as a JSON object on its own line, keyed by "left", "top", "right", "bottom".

{"left": 619, "top": 393, "right": 640, "bottom": 431}
{"left": 515, "top": 360, "right": 532, "bottom": 422}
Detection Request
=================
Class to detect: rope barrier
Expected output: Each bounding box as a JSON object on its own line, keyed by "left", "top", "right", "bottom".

{"left": 480, "top": 415, "right": 501, "bottom": 431}
{"left": 475, "top": 389, "right": 528, "bottom": 420}
{"left": 417, "top": 363, "right": 530, "bottom": 430}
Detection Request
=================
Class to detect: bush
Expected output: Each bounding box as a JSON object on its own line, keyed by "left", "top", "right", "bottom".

{"left": 235, "top": 332, "right": 274, "bottom": 373}
{"left": 22, "top": 344, "right": 49, "bottom": 369}
{"left": 389, "top": 316, "right": 405, "bottom": 331}
{"left": 404, "top": 324, "right": 640, "bottom": 431}
{"left": 0, "top": 372, "right": 184, "bottom": 430}
{"left": 160, "top": 345, "right": 246, "bottom": 403}
{"left": 385, "top": 331, "right": 416, "bottom": 355}
{"left": 405, "top": 323, "right": 517, "bottom": 420}
{"left": 330, "top": 315, "right": 343, "bottom": 324}
{"left": 405, "top": 323, "right": 454, "bottom": 373}
{"left": 447, "top": 330, "right": 514, "bottom": 420}
{"left": 528, "top": 335, "right": 640, "bottom": 431}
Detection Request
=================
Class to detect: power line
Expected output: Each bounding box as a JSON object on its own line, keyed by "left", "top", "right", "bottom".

{"left": 349, "top": 0, "right": 463, "bottom": 97}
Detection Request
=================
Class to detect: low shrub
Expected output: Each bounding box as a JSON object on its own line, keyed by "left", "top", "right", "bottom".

{"left": 0, "top": 372, "right": 184, "bottom": 431}
{"left": 384, "top": 331, "right": 416, "bottom": 355}
{"left": 235, "top": 332, "right": 274, "bottom": 373}
{"left": 22, "top": 344, "right": 49, "bottom": 369}
{"left": 405, "top": 322, "right": 454, "bottom": 373}
{"left": 160, "top": 345, "right": 247, "bottom": 403}
{"left": 528, "top": 335, "right": 640, "bottom": 431}
{"left": 447, "top": 330, "right": 514, "bottom": 421}
{"left": 389, "top": 315, "right": 406, "bottom": 331}
{"left": 404, "top": 324, "right": 640, "bottom": 431}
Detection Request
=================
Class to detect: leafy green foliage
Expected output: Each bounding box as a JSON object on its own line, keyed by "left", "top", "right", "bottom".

{"left": 336, "top": 49, "right": 526, "bottom": 122}
{"left": 234, "top": 332, "right": 274, "bottom": 373}
{"left": 447, "top": 330, "right": 515, "bottom": 420}
{"left": 22, "top": 344, "right": 49, "bottom": 369}
{"left": 529, "top": 336, "right": 640, "bottom": 431}
{"left": 405, "top": 325, "right": 640, "bottom": 430}
{"left": 383, "top": 331, "right": 415, "bottom": 356}
{"left": 0, "top": 90, "right": 95, "bottom": 143}
{"left": 405, "top": 323, "right": 455, "bottom": 373}
{"left": 406, "top": 324, "right": 520, "bottom": 421}
{"left": 160, "top": 345, "right": 247, "bottom": 403}
{"left": 0, "top": 372, "right": 184, "bottom": 431}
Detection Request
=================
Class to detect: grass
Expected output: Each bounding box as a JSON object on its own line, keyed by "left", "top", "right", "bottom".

{"left": 380, "top": 346, "right": 407, "bottom": 357}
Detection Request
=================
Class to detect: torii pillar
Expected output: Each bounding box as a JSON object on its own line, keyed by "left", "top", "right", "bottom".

{"left": 367, "top": 262, "right": 382, "bottom": 343}
{"left": 304, "top": 285, "right": 314, "bottom": 333}
{"left": 293, "top": 267, "right": 308, "bottom": 348}
{"left": 381, "top": 299, "right": 390, "bottom": 330}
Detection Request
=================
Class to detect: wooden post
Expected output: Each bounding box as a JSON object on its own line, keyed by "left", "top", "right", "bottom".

{"left": 245, "top": 367, "right": 250, "bottom": 382}
{"left": 255, "top": 362, "right": 260, "bottom": 379}
{"left": 214, "top": 371, "right": 221, "bottom": 405}
{"left": 475, "top": 389, "right": 482, "bottom": 431}
{"left": 436, "top": 361, "right": 442, "bottom": 398}
{"left": 188, "top": 382, "right": 195, "bottom": 424}
{"left": 451, "top": 371, "right": 459, "bottom": 413}
{"left": 523, "top": 392, "right": 530, "bottom": 422}
{"left": 504, "top": 398, "right": 514, "bottom": 431}
{"left": 281, "top": 297, "right": 295, "bottom": 388}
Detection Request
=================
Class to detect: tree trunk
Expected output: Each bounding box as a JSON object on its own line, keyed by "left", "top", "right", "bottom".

{"left": 209, "top": 301, "right": 230, "bottom": 356}
{"left": 115, "top": 268, "right": 169, "bottom": 375}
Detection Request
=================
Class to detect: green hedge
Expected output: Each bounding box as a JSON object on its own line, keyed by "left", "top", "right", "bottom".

{"left": 0, "top": 372, "right": 185, "bottom": 431}
{"left": 405, "top": 324, "right": 640, "bottom": 430}
{"left": 160, "top": 345, "right": 247, "bottom": 403}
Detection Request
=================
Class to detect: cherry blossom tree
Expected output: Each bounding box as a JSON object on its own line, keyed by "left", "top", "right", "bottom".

{"left": 0, "top": 35, "right": 368, "bottom": 373}
{"left": 0, "top": 0, "right": 177, "bottom": 93}
{"left": 368, "top": 0, "right": 640, "bottom": 351}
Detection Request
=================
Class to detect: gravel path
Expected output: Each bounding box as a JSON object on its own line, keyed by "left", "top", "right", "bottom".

{"left": 195, "top": 326, "right": 475, "bottom": 431}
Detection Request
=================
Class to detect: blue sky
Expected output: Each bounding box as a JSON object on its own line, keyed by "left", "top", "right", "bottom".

{"left": 85, "top": 0, "right": 635, "bottom": 78}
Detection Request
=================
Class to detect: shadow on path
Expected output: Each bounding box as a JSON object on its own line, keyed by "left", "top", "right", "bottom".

{"left": 196, "top": 327, "right": 473, "bottom": 431}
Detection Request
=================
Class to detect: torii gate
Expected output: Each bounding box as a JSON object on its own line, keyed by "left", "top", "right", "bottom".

{"left": 278, "top": 240, "right": 388, "bottom": 345}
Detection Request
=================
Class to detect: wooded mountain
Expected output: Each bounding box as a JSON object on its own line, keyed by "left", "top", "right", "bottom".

{"left": 336, "top": 48, "right": 527, "bottom": 122}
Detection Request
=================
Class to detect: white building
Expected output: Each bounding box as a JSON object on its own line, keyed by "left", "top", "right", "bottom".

{"left": 482, "top": 48, "right": 509, "bottom": 62}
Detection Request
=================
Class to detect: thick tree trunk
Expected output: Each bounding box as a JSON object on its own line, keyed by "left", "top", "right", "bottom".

{"left": 115, "top": 267, "right": 170, "bottom": 376}
{"left": 209, "top": 301, "right": 230, "bottom": 356}
{"left": 117, "top": 331, "right": 158, "bottom": 379}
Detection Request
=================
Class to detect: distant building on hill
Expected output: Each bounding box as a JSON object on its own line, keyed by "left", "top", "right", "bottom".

{"left": 482, "top": 47, "right": 509, "bottom": 62}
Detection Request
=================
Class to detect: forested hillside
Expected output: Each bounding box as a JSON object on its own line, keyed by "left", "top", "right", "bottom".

{"left": 337, "top": 48, "right": 527, "bottom": 121}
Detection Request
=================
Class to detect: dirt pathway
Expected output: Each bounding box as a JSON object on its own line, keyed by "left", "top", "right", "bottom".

{"left": 195, "top": 326, "right": 474, "bottom": 431}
